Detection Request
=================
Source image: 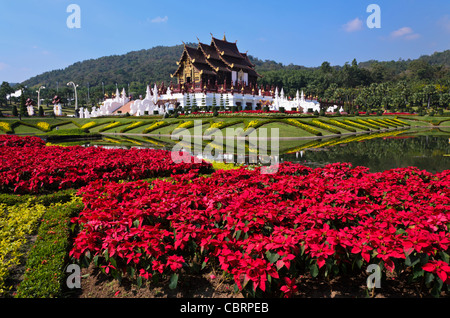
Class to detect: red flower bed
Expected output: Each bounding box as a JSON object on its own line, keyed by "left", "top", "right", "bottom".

{"left": 383, "top": 113, "right": 416, "bottom": 116}
{"left": 70, "top": 162, "right": 450, "bottom": 297}
{"left": 0, "top": 135, "right": 212, "bottom": 194}
{"left": 181, "top": 110, "right": 305, "bottom": 115}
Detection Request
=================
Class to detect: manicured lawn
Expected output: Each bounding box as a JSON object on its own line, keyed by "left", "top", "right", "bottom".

{"left": 1, "top": 114, "right": 447, "bottom": 139}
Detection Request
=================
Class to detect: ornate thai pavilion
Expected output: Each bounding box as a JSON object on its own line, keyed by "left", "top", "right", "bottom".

{"left": 85, "top": 35, "right": 324, "bottom": 117}
{"left": 171, "top": 35, "right": 261, "bottom": 88}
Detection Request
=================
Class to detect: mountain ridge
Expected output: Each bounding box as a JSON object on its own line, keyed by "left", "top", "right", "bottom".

{"left": 21, "top": 44, "right": 449, "bottom": 89}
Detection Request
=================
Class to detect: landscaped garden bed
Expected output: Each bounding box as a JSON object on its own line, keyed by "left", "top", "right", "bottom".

{"left": 69, "top": 163, "right": 450, "bottom": 298}
{"left": 0, "top": 134, "right": 448, "bottom": 299}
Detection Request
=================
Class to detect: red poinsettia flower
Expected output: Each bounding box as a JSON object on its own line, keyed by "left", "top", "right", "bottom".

{"left": 280, "top": 277, "right": 298, "bottom": 298}
{"left": 423, "top": 261, "right": 450, "bottom": 284}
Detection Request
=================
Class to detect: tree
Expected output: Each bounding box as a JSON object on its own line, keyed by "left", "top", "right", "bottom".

{"left": 212, "top": 93, "right": 217, "bottom": 109}
{"left": 185, "top": 93, "right": 191, "bottom": 108}
{"left": 0, "top": 82, "right": 14, "bottom": 106}
{"left": 38, "top": 105, "right": 44, "bottom": 117}
{"left": 19, "top": 94, "right": 27, "bottom": 117}
{"left": 320, "top": 61, "right": 333, "bottom": 74}
{"left": 408, "top": 60, "right": 435, "bottom": 81}
{"left": 422, "top": 84, "right": 437, "bottom": 108}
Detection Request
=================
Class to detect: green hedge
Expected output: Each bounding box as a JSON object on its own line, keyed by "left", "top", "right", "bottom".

{"left": 14, "top": 197, "right": 83, "bottom": 298}
{"left": 42, "top": 128, "right": 89, "bottom": 136}
{"left": 0, "top": 189, "right": 77, "bottom": 206}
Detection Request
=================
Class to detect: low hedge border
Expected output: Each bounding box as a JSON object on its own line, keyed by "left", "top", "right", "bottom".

{"left": 0, "top": 189, "right": 77, "bottom": 207}
{"left": 14, "top": 196, "right": 84, "bottom": 298}
{"left": 324, "top": 119, "right": 357, "bottom": 132}
{"left": 119, "top": 121, "right": 147, "bottom": 133}
{"left": 283, "top": 119, "right": 323, "bottom": 136}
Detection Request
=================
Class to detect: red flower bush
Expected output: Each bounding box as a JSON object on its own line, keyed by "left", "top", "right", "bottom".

{"left": 0, "top": 135, "right": 212, "bottom": 194}
{"left": 69, "top": 161, "right": 450, "bottom": 297}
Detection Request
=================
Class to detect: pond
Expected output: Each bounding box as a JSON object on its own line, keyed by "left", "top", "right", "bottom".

{"left": 54, "top": 128, "right": 450, "bottom": 173}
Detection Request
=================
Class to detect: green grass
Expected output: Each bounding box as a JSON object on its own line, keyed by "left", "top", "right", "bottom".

{"left": 2, "top": 115, "right": 449, "bottom": 139}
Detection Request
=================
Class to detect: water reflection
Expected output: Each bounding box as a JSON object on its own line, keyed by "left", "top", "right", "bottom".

{"left": 58, "top": 129, "right": 450, "bottom": 173}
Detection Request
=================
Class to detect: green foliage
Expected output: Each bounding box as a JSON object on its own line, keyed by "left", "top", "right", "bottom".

{"left": 13, "top": 42, "right": 449, "bottom": 115}
{"left": 19, "top": 95, "right": 27, "bottom": 117}
{"left": 14, "top": 197, "right": 84, "bottom": 298}
{"left": 43, "top": 128, "right": 90, "bottom": 136}
{"left": 0, "top": 189, "right": 77, "bottom": 207}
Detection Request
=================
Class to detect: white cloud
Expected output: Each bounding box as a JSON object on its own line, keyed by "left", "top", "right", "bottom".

{"left": 343, "top": 18, "right": 363, "bottom": 32}
{"left": 390, "top": 27, "right": 420, "bottom": 40}
{"left": 151, "top": 16, "right": 168, "bottom": 23}
{"left": 390, "top": 27, "right": 413, "bottom": 38}
{"left": 0, "top": 62, "right": 8, "bottom": 71}
{"left": 437, "top": 15, "right": 450, "bottom": 33}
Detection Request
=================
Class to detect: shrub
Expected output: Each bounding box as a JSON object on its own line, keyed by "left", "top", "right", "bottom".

{"left": 0, "top": 135, "right": 212, "bottom": 194}
{"left": 172, "top": 121, "right": 194, "bottom": 134}
{"left": 342, "top": 119, "right": 370, "bottom": 131}
{"left": 14, "top": 196, "right": 84, "bottom": 298}
{"left": 326, "top": 119, "right": 357, "bottom": 133}
{"left": 0, "top": 122, "right": 13, "bottom": 134}
{"left": 244, "top": 120, "right": 260, "bottom": 131}
{"left": 69, "top": 163, "right": 450, "bottom": 298}
{"left": 0, "top": 189, "right": 76, "bottom": 207}
{"left": 38, "top": 106, "right": 44, "bottom": 117}
{"left": 36, "top": 122, "right": 52, "bottom": 132}
{"left": 98, "top": 121, "right": 125, "bottom": 132}
{"left": 119, "top": 121, "right": 146, "bottom": 133}
{"left": 284, "top": 119, "right": 322, "bottom": 136}
{"left": 80, "top": 121, "right": 97, "bottom": 130}
{"left": 142, "top": 121, "right": 169, "bottom": 134}
{"left": 309, "top": 119, "right": 341, "bottom": 134}
{"left": 0, "top": 200, "right": 47, "bottom": 296}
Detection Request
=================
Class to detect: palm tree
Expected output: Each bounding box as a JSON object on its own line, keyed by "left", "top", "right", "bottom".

{"left": 422, "top": 84, "right": 437, "bottom": 109}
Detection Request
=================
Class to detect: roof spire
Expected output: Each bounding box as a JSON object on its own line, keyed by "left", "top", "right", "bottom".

{"left": 223, "top": 32, "right": 227, "bottom": 41}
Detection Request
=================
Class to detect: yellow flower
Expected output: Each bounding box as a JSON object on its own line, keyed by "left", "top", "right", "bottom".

{"left": 0, "top": 201, "right": 46, "bottom": 295}
{"left": 143, "top": 121, "right": 165, "bottom": 133}
{"left": 81, "top": 121, "right": 97, "bottom": 129}
{"left": 36, "top": 122, "right": 51, "bottom": 132}
{"left": 102, "top": 122, "right": 121, "bottom": 130}
{"left": 0, "top": 122, "right": 12, "bottom": 133}
{"left": 244, "top": 120, "right": 259, "bottom": 131}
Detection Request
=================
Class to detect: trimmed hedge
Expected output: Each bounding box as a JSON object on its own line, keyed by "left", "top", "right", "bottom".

{"left": 283, "top": 119, "right": 322, "bottom": 136}
{"left": 325, "top": 119, "right": 357, "bottom": 133}
{"left": 0, "top": 189, "right": 77, "bottom": 207}
{"left": 309, "top": 119, "right": 341, "bottom": 134}
{"left": 14, "top": 196, "right": 83, "bottom": 298}
{"left": 119, "top": 121, "right": 146, "bottom": 133}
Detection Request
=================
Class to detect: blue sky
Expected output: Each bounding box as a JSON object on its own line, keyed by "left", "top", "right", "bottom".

{"left": 0, "top": 0, "right": 449, "bottom": 83}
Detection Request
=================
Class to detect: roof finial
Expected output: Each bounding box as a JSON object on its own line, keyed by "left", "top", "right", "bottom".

{"left": 223, "top": 32, "right": 227, "bottom": 41}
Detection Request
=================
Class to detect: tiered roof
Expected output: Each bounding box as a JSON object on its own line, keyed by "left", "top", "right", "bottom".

{"left": 172, "top": 35, "right": 261, "bottom": 79}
